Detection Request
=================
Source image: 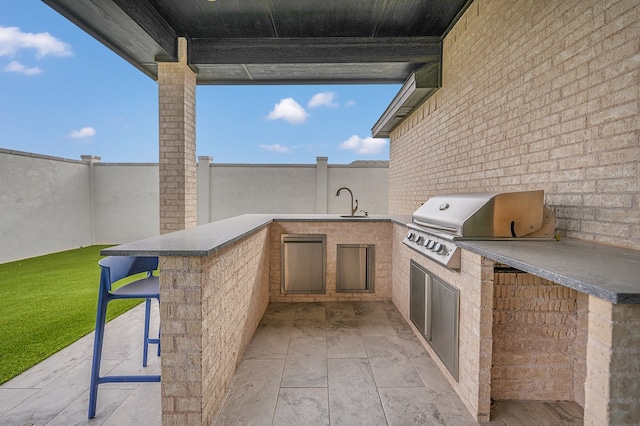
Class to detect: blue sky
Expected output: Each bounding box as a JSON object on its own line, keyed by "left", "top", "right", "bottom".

{"left": 0, "top": 1, "right": 400, "bottom": 164}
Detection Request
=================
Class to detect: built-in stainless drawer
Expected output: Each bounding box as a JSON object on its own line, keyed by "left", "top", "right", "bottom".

{"left": 337, "top": 244, "right": 374, "bottom": 292}
{"left": 281, "top": 234, "right": 326, "bottom": 294}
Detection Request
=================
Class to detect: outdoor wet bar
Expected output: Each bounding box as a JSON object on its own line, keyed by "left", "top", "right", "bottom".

{"left": 101, "top": 214, "right": 398, "bottom": 424}
{"left": 102, "top": 214, "right": 640, "bottom": 425}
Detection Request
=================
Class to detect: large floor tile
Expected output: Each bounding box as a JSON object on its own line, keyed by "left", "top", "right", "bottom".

{"left": 295, "top": 303, "right": 326, "bottom": 321}
{"left": 327, "top": 358, "right": 387, "bottom": 426}
{"left": 101, "top": 383, "right": 162, "bottom": 426}
{"left": 325, "top": 302, "right": 357, "bottom": 321}
{"left": 358, "top": 318, "right": 397, "bottom": 338}
{"left": 273, "top": 388, "right": 329, "bottom": 426}
{"left": 326, "top": 321, "right": 367, "bottom": 359}
{"left": 46, "top": 388, "right": 133, "bottom": 426}
{"left": 282, "top": 337, "right": 328, "bottom": 388}
{"left": 0, "top": 359, "right": 94, "bottom": 425}
{"left": 263, "top": 303, "right": 298, "bottom": 321}
{"left": 410, "top": 351, "right": 458, "bottom": 396}
{"left": 363, "top": 336, "right": 423, "bottom": 387}
{"left": 378, "top": 386, "right": 446, "bottom": 426}
{"left": 0, "top": 388, "right": 39, "bottom": 417}
{"left": 352, "top": 301, "right": 387, "bottom": 319}
{"left": 292, "top": 318, "right": 326, "bottom": 338}
{"left": 244, "top": 319, "right": 292, "bottom": 359}
{"left": 215, "top": 358, "right": 284, "bottom": 426}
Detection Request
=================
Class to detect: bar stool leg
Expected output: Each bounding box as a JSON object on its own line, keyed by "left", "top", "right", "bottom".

{"left": 88, "top": 294, "right": 109, "bottom": 419}
{"left": 142, "top": 298, "right": 151, "bottom": 367}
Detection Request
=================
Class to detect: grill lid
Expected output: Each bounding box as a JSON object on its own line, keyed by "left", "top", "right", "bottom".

{"left": 412, "top": 190, "right": 551, "bottom": 238}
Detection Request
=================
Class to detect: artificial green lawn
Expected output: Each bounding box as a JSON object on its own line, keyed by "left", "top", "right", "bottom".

{"left": 0, "top": 246, "right": 143, "bottom": 385}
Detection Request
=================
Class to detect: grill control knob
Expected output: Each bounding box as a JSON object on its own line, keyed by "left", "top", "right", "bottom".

{"left": 406, "top": 232, "right": 415, "bottom": 241}
{"left": 416, "top": 236, "right": 424, "bottom": 245}
{"left": 436, "top": 244, "right": 447, "bottom": 255}
{"left": 426, "top": 240, "right": 435, "bottom": 250}
{"left": 432, "top": 242, "right": 442, "bottom": 253}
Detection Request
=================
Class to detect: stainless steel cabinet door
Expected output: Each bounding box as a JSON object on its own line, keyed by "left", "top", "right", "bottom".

{"left": 281, "top": 235, "right": 325, "bottom": 294}
{"left": 337, "top": 245, "right": 374, "bottom": 292}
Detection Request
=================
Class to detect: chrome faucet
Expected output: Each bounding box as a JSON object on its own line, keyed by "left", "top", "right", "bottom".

{"left": 336, "top": 187, "right": 358, "bottom": 216}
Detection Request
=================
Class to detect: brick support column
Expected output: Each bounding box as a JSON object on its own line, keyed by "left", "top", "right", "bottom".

{"left": 584, "top": 297, "right": 640, "bottom": 425}
{"left": 158, "top": 37, "right": 197, "bottom": 234}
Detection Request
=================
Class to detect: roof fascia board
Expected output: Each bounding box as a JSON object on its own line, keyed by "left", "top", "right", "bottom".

{"left": 190, "top": 37, "right": 441, "bottom": 64}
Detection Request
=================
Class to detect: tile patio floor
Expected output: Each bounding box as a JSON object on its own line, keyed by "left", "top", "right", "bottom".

{"left": 0, "top": 301, "right": 583, "bottom": 425}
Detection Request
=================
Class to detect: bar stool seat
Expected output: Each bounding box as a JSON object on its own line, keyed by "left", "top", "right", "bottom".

{"left": 88, "top": 256, "right": 161, "bottom": 419}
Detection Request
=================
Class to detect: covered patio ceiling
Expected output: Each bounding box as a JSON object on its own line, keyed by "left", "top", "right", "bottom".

{"left": 42, "top": 0, "right": 471, "bottom": 85}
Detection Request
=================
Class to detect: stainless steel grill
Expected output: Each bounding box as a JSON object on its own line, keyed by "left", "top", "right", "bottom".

{"left": 403, "top": 190, "right": 556, "bottom": 270}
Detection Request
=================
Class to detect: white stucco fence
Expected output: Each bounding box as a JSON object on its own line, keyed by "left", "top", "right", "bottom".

{"left": 0, "top": 149, "right": 388, "bottom": 264}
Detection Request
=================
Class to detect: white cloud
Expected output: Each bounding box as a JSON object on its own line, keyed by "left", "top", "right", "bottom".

{"left": 4, "top": 60, "right": 42, "bottom": 75}
{"left": 345, "top": 100, "right": 356, "bottom": 107}
{"left": 267, "top": 98, "right": 308, "bottom": 125}
{"left": 339, "top": 135, "right": 388, "bottom": 155}
{"left": 69, "top": 127, "right": 96, "bottom": 139}
{"left": 308, "top": 91, "right": 338, "bottom": 108}
{"left": 0, "top": 26, "right": 72, "bottom": 58}
{"left": 259, "top": 144, "right": 291, "bottom": 153}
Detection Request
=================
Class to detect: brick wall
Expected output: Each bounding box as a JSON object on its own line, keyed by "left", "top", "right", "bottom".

{"left": 388, "top": 0, "right": 640, "bottom": 250}
{"left": 574, "top": 291, "right": 589, "bottom": 408}
{"left": 269, "top": 221, "right": 392, "bottom": 302}
{"left": 584, "top": 297, "right": 640, "bottom": 425}
{"left": 492, "top": 270, "right": 588, "bottom": 403}
{"left": 159, "top": 227, "right": 270, "bottom": 425}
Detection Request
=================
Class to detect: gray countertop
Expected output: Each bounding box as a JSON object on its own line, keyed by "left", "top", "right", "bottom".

{"left": 457, "top": 239, "right": 640, "bottom": 304}
{"left": 101, "top": 214, "right": 409, "bottom": 258}
{"left": 102, "top": 214, "right": 639, "bottom": 304}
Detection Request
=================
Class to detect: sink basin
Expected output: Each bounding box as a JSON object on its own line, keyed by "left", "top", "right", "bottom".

{"left": 340, "top": 215, "right": 369, "bottom": 219}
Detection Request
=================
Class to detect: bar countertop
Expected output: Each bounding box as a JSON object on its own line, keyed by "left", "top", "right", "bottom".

{"left": 100, "top": 214, "right": 410, "bottom": 258}
{"left": 102, "top": 215, "right": 639, "bottom": 304}
{"left": 457, "top": 238, "right": 640, "bottom": 304}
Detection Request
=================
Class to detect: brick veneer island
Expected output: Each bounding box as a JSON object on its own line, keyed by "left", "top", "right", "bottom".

{"left": 102, "top": 214, "right": 640, "bottom": 425}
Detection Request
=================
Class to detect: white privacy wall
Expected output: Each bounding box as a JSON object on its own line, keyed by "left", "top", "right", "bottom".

{"left": 0, "top": 150, "right": 389, "bottom": 263}
{"left": 93, "top": 163, "right": 160, "bottom": 244}
{"left": 0, "top": 151, "right": 93, "bottom": 263}
{"left": 202, "top": 160, "right": 389, "bottom": 221}
{"left": 327, "top": 164, "right": 389, "bottom": 216}
{"left": 208, "top": 164, "right": 318, "bottom": 221}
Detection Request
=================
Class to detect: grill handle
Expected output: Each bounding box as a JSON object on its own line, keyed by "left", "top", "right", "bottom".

{"left": 412, "top": 219, "right": 458, "bottom": 234}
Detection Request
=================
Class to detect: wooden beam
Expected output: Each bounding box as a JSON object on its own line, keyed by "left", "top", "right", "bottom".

{"left": 190, "top": 37, "right": 441, "bottom": 64}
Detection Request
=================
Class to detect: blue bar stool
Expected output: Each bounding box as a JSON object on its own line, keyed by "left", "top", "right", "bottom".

{"left": 88, "top": 256, "right": 161, "bottom": 419}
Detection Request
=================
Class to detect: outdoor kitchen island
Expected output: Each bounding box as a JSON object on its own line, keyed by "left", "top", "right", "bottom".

{"left": 101, "top": 213, "right": 405, "bottom": 425}
{"left": 102, "top": 214, "right": 640, "bottom": 425}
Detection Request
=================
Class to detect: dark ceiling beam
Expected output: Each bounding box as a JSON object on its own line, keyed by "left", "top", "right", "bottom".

{"left": 42, "top": 0, "right": 176, "bottom": 80}
{"left": 112, "top": 0, "right": 177, "bottom": 60}
{"left": 190, "top": 37, "right": 441, "bottom": 64}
